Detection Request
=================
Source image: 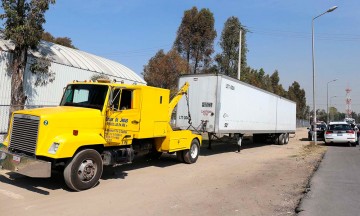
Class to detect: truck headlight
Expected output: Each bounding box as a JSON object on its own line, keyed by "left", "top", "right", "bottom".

{"left": 48, "top": 142, "right": 60, "bottom": 154}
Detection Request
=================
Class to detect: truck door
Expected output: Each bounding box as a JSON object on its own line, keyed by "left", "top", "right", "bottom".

{"left": 105, "top": 88, "right": 140, "bottom": 144}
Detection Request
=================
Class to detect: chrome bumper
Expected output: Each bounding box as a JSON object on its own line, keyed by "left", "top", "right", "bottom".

{"left": 0, "top": 149, "right": 51, "bottom": 178}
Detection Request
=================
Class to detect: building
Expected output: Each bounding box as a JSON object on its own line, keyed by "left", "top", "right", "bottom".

{"left": 0, "top": 34, "right": 146, "bottom": 134}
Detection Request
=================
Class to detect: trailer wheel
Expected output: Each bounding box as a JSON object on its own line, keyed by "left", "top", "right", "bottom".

{"left": 277, "top": 134, "right": 285, "bottom": 145}
{"left": 176, "top": 151, "right": 184, "bottom": 162}
{"left": 183, "top": 139, "right": 200, "bottom": 164}
{"left": 284, "top": 133, "right": 290, "bottom": 144}
{"left": 64, "top": 149, "right": 103, "bottom": 191}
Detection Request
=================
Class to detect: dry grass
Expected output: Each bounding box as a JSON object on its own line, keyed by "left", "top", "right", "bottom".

{"left": 298, "top": 143, "right": 327, "bottom": 159}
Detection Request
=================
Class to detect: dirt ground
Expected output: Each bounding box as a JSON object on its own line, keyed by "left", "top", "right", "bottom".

{"left": 0, "top": 128, "right": 325, "bottom": 216}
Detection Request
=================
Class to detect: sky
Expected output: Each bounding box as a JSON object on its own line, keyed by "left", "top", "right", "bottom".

{"left": 31, "top": 0, "right": 360, "bottom": 113}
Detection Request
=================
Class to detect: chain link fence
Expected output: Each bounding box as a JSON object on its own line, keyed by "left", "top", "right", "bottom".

{"left": 296, "top": 118, "right": 310, "bottom": 128}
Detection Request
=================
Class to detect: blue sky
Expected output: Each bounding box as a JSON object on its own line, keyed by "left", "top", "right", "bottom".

{"left": 40, "top": 1, "right": 360, "bottom": 113}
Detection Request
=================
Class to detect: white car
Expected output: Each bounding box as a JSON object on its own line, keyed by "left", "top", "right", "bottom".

{"left": 324, "top": 122, "right": 357, "bottom": 147}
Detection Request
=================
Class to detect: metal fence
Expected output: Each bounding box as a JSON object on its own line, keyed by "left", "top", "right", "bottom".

{"left": 0, "top": 104, "right": 56, "bottom": 134}
{"left": 296, "top": 118, "right": 310, "bottom": 128}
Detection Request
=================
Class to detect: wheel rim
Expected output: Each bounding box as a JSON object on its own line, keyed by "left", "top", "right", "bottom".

{"left": 190, "top": 143, "right": 198, "bottom": 159}
{"left": 78, "top": 159, "right": 97, "bottom": 182}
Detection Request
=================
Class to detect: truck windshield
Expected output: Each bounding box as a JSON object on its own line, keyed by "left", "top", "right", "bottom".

{"left": 60, "top": 84, "right": 109, "bottom": 110}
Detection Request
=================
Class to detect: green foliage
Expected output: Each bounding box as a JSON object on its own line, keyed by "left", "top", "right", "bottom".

{"left": 316, "top": 109, "right": 327, "bottom": 122}
{"left": 42, "top": 31, "right": 76, "bottom": 49}
{"left": 29, "top": 56, "right": 55, "bottom": 86}
{"left": 1, "top": 0, "right": 56, "bottom": 49}
{"left": 90, "top": 73, "right": 110, "bottom": 82}
{"left": 143, "top": 49, "right": 189, "bottom": 95}
{"left": 174, "top": 6, "right": 217, "bottom": 74}
{"left": 0, "top": 0, "right": 55, "bottom": 112}
{"left": 287, "top": 81, "right": 307, "bottom": 119}
{"left": 215, "top": 16, "right": 248, "bottom": 78}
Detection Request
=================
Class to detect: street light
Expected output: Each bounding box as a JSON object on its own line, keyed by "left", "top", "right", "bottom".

{"left": 312, "top": 6, "right": 338, "bottom": 144}
{"left": 327, "top": 79, "right": 337, "bottom": 124}
{"left": 330, "top": 96, "right": 337, "bottom": 121}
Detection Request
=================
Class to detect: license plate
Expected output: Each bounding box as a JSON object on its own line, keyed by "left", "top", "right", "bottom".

{"left": 12, "top": 155, "right": 21, "bottom": 163}
{"left": 337, "top": 134, "right": 343, "bottom": 136}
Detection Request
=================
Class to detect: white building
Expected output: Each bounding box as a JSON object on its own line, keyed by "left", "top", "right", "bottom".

{"left": 0, "top": 34, "right": 146, "bottom": 133}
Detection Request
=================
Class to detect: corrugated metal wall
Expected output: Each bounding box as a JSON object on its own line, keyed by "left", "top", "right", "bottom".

{"left": 0, "top": 52, "right": 11, "bottom": 133}
{"left": 24, "top": 59, "right": 100, "bottom": 105}
{"left": 0, "top": 52, "right": 142, "bottom": 133}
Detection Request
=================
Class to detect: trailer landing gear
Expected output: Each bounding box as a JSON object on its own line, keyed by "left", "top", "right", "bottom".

{"left": 207, "top": 133, "right": 243, "bottom": 152}
{"left": 234, "top": 133, "right": 243, "bottom": 152}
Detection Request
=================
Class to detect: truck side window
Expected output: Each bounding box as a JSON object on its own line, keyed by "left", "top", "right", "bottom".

{"left": 120, "top": 90, "right": 132, "bottom": 110}
{"left": 111, "top": 89, "right": 121, "bottom": 110}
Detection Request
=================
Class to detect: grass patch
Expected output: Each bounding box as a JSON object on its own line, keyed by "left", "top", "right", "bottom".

{"left": 298, "top": 143, "right": 327, "bottom": 159}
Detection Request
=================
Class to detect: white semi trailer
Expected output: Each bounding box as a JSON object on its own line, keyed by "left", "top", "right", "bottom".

{"left": 176, "top": 74, "right": 296, "bottom": 151}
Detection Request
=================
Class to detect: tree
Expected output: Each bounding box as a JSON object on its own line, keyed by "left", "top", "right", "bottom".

{"left": 215, "top": 16, "right": 248, "bottom": 78}
{"left": 42, "top": 31, "right": 76, "bottom": 49}
{"left": 174, "top": 7, "right": 217, "bottom": 74}
{"left": 316, "top": 109, "right": 327, "bottom": 122}
{"left": 287, "top": 81, "right": 307, "bottom": 119}
{"left": 90, "top": 73, "right": 109, "bottom": 81}
{"left": 270, "top": 70, "right": 286, "bottom": 97}
{"left": 143, "top": 49, "right": 189, "bottom": 94}
{"left": 0, "top": 0, "right": 55, "bottom": 113}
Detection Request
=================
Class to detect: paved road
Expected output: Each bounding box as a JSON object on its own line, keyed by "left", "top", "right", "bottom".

{"left": 299, "top": 145, "right": 360, "bottom": 216}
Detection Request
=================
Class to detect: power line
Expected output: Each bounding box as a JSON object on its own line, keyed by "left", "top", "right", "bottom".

{"left": 247, "top": 26, "right": 360, "bottom": 42}
{"left": 96, "top": 43, "right": 173, "bottom": 57}
{"left": 92, "top": 27, "right": 360, "bottom": 58}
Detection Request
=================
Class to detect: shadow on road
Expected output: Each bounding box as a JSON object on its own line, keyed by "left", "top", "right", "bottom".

{"left": 200, "top": 138, "right": 271, "bottom": 156}
{"left": 102, "top": 137, "right": 273, "bottom": 179}
{"left": 0, "top": 135, "right": 298, "bottom": 193}
{"left": 0, "top": 171, "right": 68, "bottom": 195}
{"left": 324, "top": 143, "right": 358, "bottom": 148}
{"left": 101, "top": 154, "right": 180, "bottom": 180}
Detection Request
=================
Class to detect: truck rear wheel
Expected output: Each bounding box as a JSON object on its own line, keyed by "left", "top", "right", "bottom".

{"left": 64, "top": 149, "right": 103, "bottom": 191}
{"left": 277, "top": 134, "right": 285, "bottom": 145}
{"left": 183, "top": 139, "right": 200, "bottom": 164}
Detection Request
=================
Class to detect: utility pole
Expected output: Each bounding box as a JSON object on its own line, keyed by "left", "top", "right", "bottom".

{"left": 237, "top": 28, "right": 242, "bottom": 80}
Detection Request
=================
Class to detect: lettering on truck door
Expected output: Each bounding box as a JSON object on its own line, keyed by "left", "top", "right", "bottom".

{"left": 105, "top": 88, "right": 140, "bottom": 144}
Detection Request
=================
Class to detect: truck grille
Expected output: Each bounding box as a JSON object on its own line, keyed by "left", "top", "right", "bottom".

{"left": 9, "top": 114, "right": 40, "bottom": 155}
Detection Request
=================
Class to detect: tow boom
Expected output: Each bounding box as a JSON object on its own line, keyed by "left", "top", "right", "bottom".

{"left": 168, "top": 82, "right": 189, "bottom": 121}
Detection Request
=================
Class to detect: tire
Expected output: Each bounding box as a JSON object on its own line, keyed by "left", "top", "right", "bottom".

{"left": 183, "top": 139, "right": 200, "bottom": 164}
{"left": 64, "top": 149, "right": 103, "bottom": 191}
{"left": 308, "top": 133, "right": 313, "bottom": 141}
{"left": 176, "top": 151, "right": 184, "bottom": 163}
{"left": 278, "top": 134, "right": 285, "bottom": 145}
{"left": 284, "top": 133, "right": 290, "bottom": 144}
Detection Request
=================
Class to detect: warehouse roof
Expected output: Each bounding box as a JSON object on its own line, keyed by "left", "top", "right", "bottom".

{"left": 0, "top": 33, "right": 146, "bottom": 84}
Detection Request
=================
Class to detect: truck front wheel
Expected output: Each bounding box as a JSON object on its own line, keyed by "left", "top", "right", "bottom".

{"left": 183, "top": 139, "right": 200, "bottom": 164}
{"left": 64, "top": 149, "right": 103, "bottom": 191}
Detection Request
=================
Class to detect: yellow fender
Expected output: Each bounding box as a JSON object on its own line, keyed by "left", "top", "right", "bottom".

{"left": 37, "top": 132, "right": 107, "bottom": 159}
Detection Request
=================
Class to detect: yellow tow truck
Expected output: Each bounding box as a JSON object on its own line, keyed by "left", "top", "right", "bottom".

{"left": 0, "top": 80, "right": 201, "bottom": 191}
